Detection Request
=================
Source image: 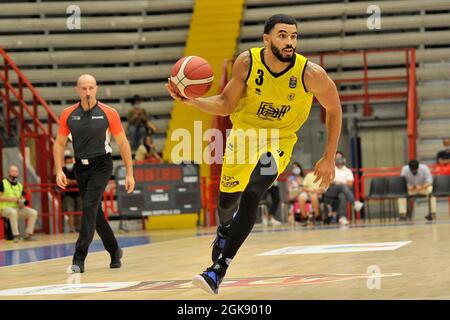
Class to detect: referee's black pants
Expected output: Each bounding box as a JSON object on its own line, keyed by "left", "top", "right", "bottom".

{"left": 73, "top": 154, "right": 119, "bottom": 262}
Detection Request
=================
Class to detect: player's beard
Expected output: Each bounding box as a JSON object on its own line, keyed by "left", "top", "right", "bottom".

{"left": 270, "top": 43, "right": 296, "bottom": 63}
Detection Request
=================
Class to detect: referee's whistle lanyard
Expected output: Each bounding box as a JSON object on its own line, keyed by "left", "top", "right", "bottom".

{"left": 81, "top": 97, "right": 95, "bottom": 118}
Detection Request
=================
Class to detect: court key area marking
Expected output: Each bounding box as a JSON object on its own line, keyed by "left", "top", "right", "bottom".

{"left": 0, "top": 273, "right": 402, "bottom": 296}
{"left": 258, "top": 241, "right": 412, "bottom": 256}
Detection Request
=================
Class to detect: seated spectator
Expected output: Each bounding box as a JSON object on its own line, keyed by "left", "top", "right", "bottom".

{"left": 398, "top": 160, "right": 437, "bottom": 221}
{"left": 324, "top": 152, "right": 363, "bottom": 225}
{"left": 62, "top": 153, "right": 82, "bottom": 233}
{"left": 437, "top": 138, "right": 450, "bottom": 164}
{"left": 261, "top": 181, "right": 282, "bottom": 226}
{"left": 127, "top": 95, "right": 157, "bottom": 151}
{"left": 0, "top": 165, "right": 38, "bottom": 242}
{"left": 135, "top": 135, "right": 163, "bottom": 163}
{"left": 299, "top": 171, "right": 326, "bottom": 226}
{"left": 436, "top": 137, "right": 450, "bottom": 174}
{"left": 286, "top": 162, "right": 304, "bottom": 224}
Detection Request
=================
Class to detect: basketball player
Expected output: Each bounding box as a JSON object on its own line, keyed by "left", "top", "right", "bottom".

{"left": 166, "top": 14, "right": 342, "bottom": 294}
{"left": 53, "top": 74, "right": 135, "bottom": 273}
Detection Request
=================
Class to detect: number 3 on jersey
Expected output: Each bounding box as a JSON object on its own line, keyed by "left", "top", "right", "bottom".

{"left": 255, "top": 69, "right": 264, "bottom": 86}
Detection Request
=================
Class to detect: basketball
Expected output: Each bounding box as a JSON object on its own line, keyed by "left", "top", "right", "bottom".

{"left": 169, "top": 56, "right": 214, "bottom": 99}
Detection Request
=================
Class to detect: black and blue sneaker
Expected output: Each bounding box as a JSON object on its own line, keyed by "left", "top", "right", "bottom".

{"left": 211, "top": 226, "right": 228, "bottom": 262}
{"left": 192, "top": 262, "right": 226, "bottom": 295}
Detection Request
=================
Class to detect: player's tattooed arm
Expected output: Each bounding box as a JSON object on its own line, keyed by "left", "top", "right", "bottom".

{"left": 304, "top": 61, "right": 343, "bottom": 188}
{"left": 166, "top": 51, "right": 249, "bottom": 116}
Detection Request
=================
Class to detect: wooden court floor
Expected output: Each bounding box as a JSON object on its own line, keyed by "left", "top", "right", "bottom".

{"left": 1, "top": 218, "right": 450, "bottom": 300}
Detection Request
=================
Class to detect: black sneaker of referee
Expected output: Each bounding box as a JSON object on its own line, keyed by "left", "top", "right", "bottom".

{"left": 110, "top": 248, "right": 123, "bottom": 268}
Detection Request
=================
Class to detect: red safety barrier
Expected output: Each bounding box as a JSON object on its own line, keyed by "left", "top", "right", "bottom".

{"left": 0, "top": 182, "right": 115, "bottom": 238}
{"left": 199, "top": 165, "right": 450, "bottom": 226}
{"left": 55, "top": 187, "right": 82, "bottom": 233}
{"left": 25, "top": 187, "right": 58, "bottom": 234}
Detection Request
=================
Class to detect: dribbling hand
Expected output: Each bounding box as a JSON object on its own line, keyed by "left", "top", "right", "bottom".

{"left": 56, "top": 171, "right": 68, "bottom": 189}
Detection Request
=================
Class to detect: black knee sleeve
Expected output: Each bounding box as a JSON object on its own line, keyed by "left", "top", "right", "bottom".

{"left": 217, "top": 192, "right": 241, "bottom": 226}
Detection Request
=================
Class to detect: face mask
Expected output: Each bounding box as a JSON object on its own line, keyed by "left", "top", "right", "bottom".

{"left": 335, "top": 158, "right": 346, "bottom": 166}
{"left": 65, "top": 163, "right": 74, "bottom": 170}
{"left": 292, "top": 167, "right": 301, "bottom": 176}
{"left": 8, "top": 175, "right": 18, "bottom": 185}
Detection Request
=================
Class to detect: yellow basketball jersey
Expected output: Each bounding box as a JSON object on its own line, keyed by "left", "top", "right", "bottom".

{"left": 230, "top": 47, "right": 314, "bottom": 143}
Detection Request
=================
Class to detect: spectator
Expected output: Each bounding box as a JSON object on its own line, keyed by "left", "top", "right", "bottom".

{"left": 0, "top": 165, "right": 38, "bottom": 242}
{"left": 436, "top": 138, "right": 450, "bottom": 175}
{"left": 62, "top": 153, "right": 82, "bottom": 233}
{"left": 299, "top": 170, "right": 326, "bottom": 226}
{"left": 134, "top": 135, "right": 163, "bottom": 163}
{"left": 127, "top": 95, "right": 157, "bottom": 151}
{"left": 336, "top": 150, "right": 345, "bottom": 159}
{"left": 261, "top": 181, "right": 282, "bottom": 226}
{"left": 436, "top": 138, "right": 450, "bottom": 165}
{"left": 398, "top": 159, "right": 437, "bottom": 221}
{"left": 286, "top": 162, "right": 304, "bottom": 224}
{"left": 324, "top": 153, "right": 364, "bottom": 225}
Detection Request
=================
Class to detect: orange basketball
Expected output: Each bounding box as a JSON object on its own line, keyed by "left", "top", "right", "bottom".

{"left": 169, "top": 56, "right": 214, "bottom": 99}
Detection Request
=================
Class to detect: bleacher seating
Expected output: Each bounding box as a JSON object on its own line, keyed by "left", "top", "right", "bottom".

{"left": 1, "top": 0, "right": 450, "bottom": 166}
{"left": 238, "top": 0, "right": 450, "bottom": 165}
{"left": 0, "top": 0, "right": 195, "bottom": 158}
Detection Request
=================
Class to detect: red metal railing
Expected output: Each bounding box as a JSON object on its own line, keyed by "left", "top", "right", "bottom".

{"left": 0, "top": 47, "right": 60, "bottom": 233}
{"left": 25, "top": 184, "right": 58, "bottom": 234}
{"left": 312, "top": 49, "right": 417, "bottom": 160}
{"left": 407, "top": 49, "right": 417, "bottom": 160}
{"left": 309, "top": 48, "right": 415, "bottom": 114}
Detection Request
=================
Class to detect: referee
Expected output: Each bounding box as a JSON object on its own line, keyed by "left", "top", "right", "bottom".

{"left": 53, "top": 74, "right": 135, "bottom": 273}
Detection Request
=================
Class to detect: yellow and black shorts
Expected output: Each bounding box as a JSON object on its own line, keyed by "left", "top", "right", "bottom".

{"left": 219, "top": 129, "right": 295, "bottom": 193}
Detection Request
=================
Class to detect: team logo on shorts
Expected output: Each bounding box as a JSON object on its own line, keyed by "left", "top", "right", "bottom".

{"left": 221, "top": 175, "right": 239, "bottom": 188}
{"left": 289, "top": 76, "right": 297, "bottom": 88}
{"left": 257, "top": 102, "right": 291, "bottom": 121}
{"left": 276, "top": 149, "right": 284, "bottom": 157}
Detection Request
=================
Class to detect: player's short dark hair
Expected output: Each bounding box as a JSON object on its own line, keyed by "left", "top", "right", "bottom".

{"left": 408, "top": 159, "right": 419, "bottom": 171}
{"left": 264, "top": 14, "right": 297, "bottom": 34}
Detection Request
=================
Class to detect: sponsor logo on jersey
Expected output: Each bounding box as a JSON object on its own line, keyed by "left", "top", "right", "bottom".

{"left": 71, "top": 116, "right": 81, "bottom": 120}
{"left": 289, "top": 76, "right": 297, "bottom": 88}
{"left": 256, "top": 102, "right": 291, "bottom": 121}
{"left": 92, "top": 116, "right": 104, "bottom": 120}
